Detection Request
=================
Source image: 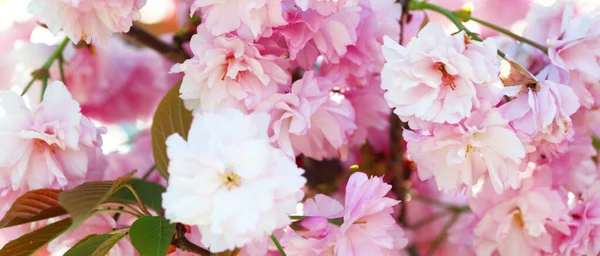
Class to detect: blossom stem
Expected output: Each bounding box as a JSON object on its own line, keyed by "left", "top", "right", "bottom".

{"left": 453, "top": 12, "right": 549, "bottom": 54}
{"left": 108, "top": 227, "right": 130, "bottom": 234}
{"left": 21, "top": 37, "right": 71, "bottom": 96}
{"left": 270, "top": 234, "right": 287, "bottom": 256}
{"left": 91, "top": 208, "right": 143, "bottom": 218}
{"left": 58, "top": 54, "right": 67, "bottom": 84}
{"left": 409, "top": 193, "right": 470, "bottom": 213}
{"left": 124, "top": 184, "right": 152, "bottom": 216}
{"left": 40, "top": 77, "right": 48, "bottom": 100}
{"left": 141, "top": 165, "right": 157, "bottom": 180}
{"left": 408, "top": 210, "right": 449, "bottom": 230}
{"left": 102, "top": 201, "right": 145, "bottom": 216}
{"left": 426, "top": 213, "right": 459, "bottom": 256}
{"left": 408, "top": 0, "right": 507, "bottom": 58}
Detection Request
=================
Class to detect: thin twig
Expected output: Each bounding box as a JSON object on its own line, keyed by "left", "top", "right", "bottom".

{"left": 453, "top": 12, "right": 548, "bottom": 54}
{"left": 102, "top": 201, "right": 145, "bottom": 216}
{"left": 408, "top": 1, "right": 507, "bottom": 58}
{"left": 21, "top": 37, "right": 70, "bottom": 96}
{"left": 270, "top": 234, "right": 287, "bottom": 256}
{"left": 141, "top": 165, "right": 157, "bottom": 180}
{"left": 172, "top": 223, "right": 210, "bottom": 256}
{"left": 123, "top": 184, "right": 152, "bottom": 216}
{"left": 91, "top": 208, "right": 142, "bottom": 218}
{"left": 122, "top": 24, "right": 191, "bottom": 63}
{"left": 409, "top": 210, "right": 450, "bottom": 230}
{"left": 58, "top": 53, "right": 67, "bottom": 84}
{"left": 426, "top": 213, "right": 459, "bottom": 256}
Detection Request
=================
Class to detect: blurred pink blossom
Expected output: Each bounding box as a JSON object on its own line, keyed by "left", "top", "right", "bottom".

{"left": 28, "top": 0, "right": 146, "bottom": 43}
{"left": 0, "top": 81, "right": 105, "bottom": 193}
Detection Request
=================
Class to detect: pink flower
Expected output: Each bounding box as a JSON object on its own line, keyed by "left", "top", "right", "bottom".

{"left": 278, "top": 7, "right": 361, "bottom": 67}
{"left": 559, "top": 180, "right": 600, "bottom": 256}
{"left": 335, "top": 172, "right": 408, "bottom": 255}
{"left": 190, "top": 0, "right": 286, "bottom": 39}
{"left": 319, "top": 0, "right": 402, "bottom": 80}
{"left": 343, "top": 80, "right": 390, "bottom": 153}
{"left": 255, "top": 71, "right": 329, "bottom": 157}
{"left": 289, "top": 91, "right": 356, "bottom": 161}
{"left": 0, "top": 81, "right": 105, "bottom": 192}
{"left": 545, "top": 2, "right": 600, "bottom": 86}
{"left": 538, "top": 112, "right": 597, "bottom": 193}
{"left": 406, "top": 106, "right": 526, "bottom": 194}
{"left": 499, "top": 79, "right": 580, "bottom": 145}
{"left": 174, "top": 25, "right": 289, "bottom": 112}
{"left": 59, "top": 37, "right": 176, "bottom": 124}
{"left": 28, "top": 0, "right": 146, "bottom": 43}
{"left": 523, "top": 1, "right": 598, "bottom": 108}
{"left": 381, "top": 22, "right": 500, "bottom": 124}
{"left": 256, "top": 71, "right": 357, "bottom": 160}
{"left": 281, "top": 194, "right": 343, "bottom": 255}
{"left": 469, "top": 171, "right": 570, "bottom": 256}
{"left": 47, "top": 214, "right": 134, "bottom": 255}
{"left": 295, "top": 0, "right": 359, "bottom": 16}
{"left": 291, "top": 216, "right": 331, "bottom": 239}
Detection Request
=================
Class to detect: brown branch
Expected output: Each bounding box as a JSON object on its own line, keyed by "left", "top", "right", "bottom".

{"left": 122, "top": 24, "right": 191, "bottom": 63}
{"left": 389, "top": 113, "right": 410, "bottom": 224}
{"left": 172, "top": 223, "right": 211, "bottom": 256}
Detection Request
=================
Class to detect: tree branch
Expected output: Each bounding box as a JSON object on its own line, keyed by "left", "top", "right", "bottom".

{"left": 389, "top": 113, "right": 410, "bottom": 226}
{"left": 172, "top": 223, "right": 210, "bottom": 256}
{"left": 122, "top": 24, "right": 191, "bottom": 63}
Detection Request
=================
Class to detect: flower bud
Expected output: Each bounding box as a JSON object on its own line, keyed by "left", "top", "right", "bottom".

{"left": 290, "top": 217, "right": 331, "bottom": 239}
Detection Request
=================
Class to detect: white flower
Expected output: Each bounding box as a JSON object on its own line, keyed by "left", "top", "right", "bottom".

{"left": 162, "top": 109, "right": 306, "bottom": 252}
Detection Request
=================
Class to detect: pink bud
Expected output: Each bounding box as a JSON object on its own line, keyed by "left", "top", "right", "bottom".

{"left": 290, "top": 216, "right": 331, "bottom": 239}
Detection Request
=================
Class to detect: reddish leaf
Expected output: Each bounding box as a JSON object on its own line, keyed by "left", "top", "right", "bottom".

{"left": 0, "top": 189, "right": 67, "bottom": 228}
{"left": 0, "top": 218, "right": 72, "bottom": 256}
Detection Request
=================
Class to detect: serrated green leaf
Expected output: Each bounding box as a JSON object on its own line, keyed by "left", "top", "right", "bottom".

{"left": 151, "top": 82, "right": 193, "bottom": 179}
{"left": 64, "top": 232, "right": 128, "bottom": 256}
{"left": 59, "top": 171, "right": 136, "bottom": 228}
{"left": 0, "top": 189, "right": 67, "bottom": 228}
{"left": 109, "top": 179, "right": 165, "bottom": 213}
{"left": 130, "top": 216, "right": 175, "bottom": 256}
{"left": 0, "top": 218, "right": 72, "bottom": 256}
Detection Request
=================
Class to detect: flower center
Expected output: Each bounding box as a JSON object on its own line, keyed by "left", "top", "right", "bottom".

{"left": 435, "top": 63, "right": 457, "bottom": 90}
{"left": 34, "top": 139, "right": 57, "bottom": 154}
{"left": 513, "top": 210, "right": 525, "bottom": 228}
{"left": 221, "top": 170, "right": 241, "bottom": 190}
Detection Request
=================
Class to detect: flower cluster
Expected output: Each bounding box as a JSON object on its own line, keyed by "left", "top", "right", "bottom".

{"left": 2, "top": 0, "right": 600, "bottom": 255}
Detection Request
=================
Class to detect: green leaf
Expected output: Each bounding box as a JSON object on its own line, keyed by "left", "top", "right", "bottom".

{"left": 64, "top": 232, "right": 128, "bottom": 256}
{"left": 0, "top": 218, "right": 72, "bottom": 256}
{"left": 59, "top": 171, "right": 136, "bottom": 228}
{"left": 0, "top": 189, "right": 67, "bottom": 228}
{"left": 129, "top": 216, "right": 175, "bottom": 256}
{"left": 109, "top": 179, "right": 166, "bottom": 213}
{"left": 151, "top": 82, "right": 193, "bottom": 179}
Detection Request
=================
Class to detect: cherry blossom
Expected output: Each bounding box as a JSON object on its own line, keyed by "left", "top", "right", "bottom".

{"left": 174, "top": 25, "right": 289, "bottom": 112}
{"left": 162, "top": 109, "right": 306, "bottom": 252}
{"left": 405, "top": 107, "right": 526, "bottom": 194}
{"left": 28, "top": 0, "right": 146, "bottom": 43}
{"left": 381, "top": 22, "right": 500, "bottom": 124}
{"left": 0, "top": 81, "right": 105, "bottom": 192}
{"left": 469, "top": 171, "right": 570, "bottom": 256}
